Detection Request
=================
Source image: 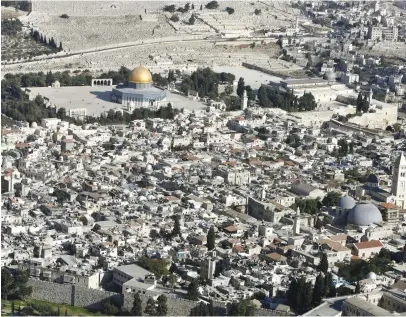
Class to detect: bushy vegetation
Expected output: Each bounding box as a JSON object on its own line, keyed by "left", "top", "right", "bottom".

{"left": 180, "top": 68, "right": 235, "bottom": 99}
{"left": 258, "top": 86, "right": 317, "bottom": 111}
{"left": 137, "top": 256, "right": 169, "bottom": 278}
{"left": 205, "top": 1, "right": 219, "bottom": 9}
{"left": 338, "top": 249, "right": 397, "bottom": 282}
{"left": 1, "top": 19, "right": 23, "bottom": 36}
{"left": 226, "top": 7, "right": 235, "bottom": 14}
{"left": 1, "top": 268, "right": 32, "bottom": 300}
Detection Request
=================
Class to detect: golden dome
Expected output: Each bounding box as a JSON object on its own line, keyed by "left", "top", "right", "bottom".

{"left": 128, "top": 66, "right": 152, "bottom": 83}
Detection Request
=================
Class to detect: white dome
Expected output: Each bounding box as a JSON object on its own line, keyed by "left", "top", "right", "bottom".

{"left": 367, "top": 272, "right": 377, "bottom": 280}
{"left": 347, "top": 203, "right": 383, "bottom": 226}
{"left": 31, "top": 122, "right": 38, "bottom": 128}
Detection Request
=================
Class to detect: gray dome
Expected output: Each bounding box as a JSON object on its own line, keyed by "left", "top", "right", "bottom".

{"left": 337, "top": 196, "right": 355, "bottom": 209}
{"left": 347, "top": 203, "right": 382, "bottom": 226}
{"left": 366, "top": 174, "right": 380, "bottom": 184}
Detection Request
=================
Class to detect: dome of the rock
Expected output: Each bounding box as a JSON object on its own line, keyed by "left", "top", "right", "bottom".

{"left": 128, "top": 66, "right": 153, "bottom": 83}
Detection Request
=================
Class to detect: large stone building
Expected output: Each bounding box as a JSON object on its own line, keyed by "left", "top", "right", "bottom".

{"left": 111, "top": 66, "right": 167, "bottom": 112}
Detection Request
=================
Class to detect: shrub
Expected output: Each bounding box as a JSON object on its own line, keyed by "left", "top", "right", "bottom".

{"left": 60, "top": 14, "right": 69, "bottom": 19}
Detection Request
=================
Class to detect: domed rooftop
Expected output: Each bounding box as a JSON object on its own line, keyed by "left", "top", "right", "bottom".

{"left": 337, "top": 196, "right": 356, "bottom": 209}
{"left": 347, "top": 203, "right": 383, "bottom": 227}
{"left": 366, "top": 174, "right": 380, "bottom": 184}
{"left": 128, "top": 66, "right": 152, "bottom": 83}
{"left": 367, "top": 272, "right": 377, "bottom": 280}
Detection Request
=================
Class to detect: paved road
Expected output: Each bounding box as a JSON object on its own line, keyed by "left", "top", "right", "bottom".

{"left": 1, "top": 35, "right": 268, "bottom": 74}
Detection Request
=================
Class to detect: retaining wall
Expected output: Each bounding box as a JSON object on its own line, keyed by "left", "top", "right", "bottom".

{"left": 28, "top": 278, "right": 281, "bottom": 315}
{"left": 27, "top": 278, "right": 121, "bottom": 310}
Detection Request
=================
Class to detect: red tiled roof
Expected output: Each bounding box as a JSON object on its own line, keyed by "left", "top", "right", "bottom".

{"left": 354, "top": 240, "right": 383, "bottom": 250}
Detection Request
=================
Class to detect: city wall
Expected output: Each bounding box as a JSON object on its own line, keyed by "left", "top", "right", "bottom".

{"left": 28, "top": 278, "right": 281, "bottom": 315}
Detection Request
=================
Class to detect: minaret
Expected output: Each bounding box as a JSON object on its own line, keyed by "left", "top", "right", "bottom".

{"left": 241, "top": 89, "right": 248, "bottom": 111}
{"left": 261, "top": 187, "right": 266, "bottom": 200}
{"left": 293, "top": 206, "right": 301, "bottom": 235}
{"left": 295, "top": 17, "right": 299, "bottom": 32}
{"left": 392, "top": 152, "right": 406, "bottom": 208}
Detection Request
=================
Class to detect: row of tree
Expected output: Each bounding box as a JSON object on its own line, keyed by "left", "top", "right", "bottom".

{"left": 30, "top": 30, "right": 62, "bottom": 51}
{"left": 258, "top": 86, "right": 318, "bottom": 112}
{"left": 131, "top": 293, "right": 168, "bottom": 316}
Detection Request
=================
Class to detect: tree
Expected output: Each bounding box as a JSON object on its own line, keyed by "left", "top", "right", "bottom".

{"left": 200, "top": 4, "right": 203, "bottom": 10}
{"left": 145, "top": 297, "right": 156, "bottom": 315}
{"left": 131, "top": 292, "right": 143, "bottom": 316}
{"left": 57, "top": 107, "right": 67, "bottom": 120}
{"left": 312, "top": 273, "right": 325, "bottom": 307}
{"left": 205, "top": 1, "right": 219, "bottom": 9}
{"left": 163, "top": 5, "right": 176, "bottom": 12}
{"left": 170, "top": 14, "right": 179, "bottom": 22}
{"left": 322, "top": 191, "right": 341, "bottom": 207}
{"left": 64, "top": 308, "right": 68, "bottom": 316}
{"left": 207, "top": 226, "right": 216, "bottom": 250}
{"left": 189, "top": 14, "right": 195, "bottom": 25}
{"left": 57, "top": 306, "right": 60, "bottom": 316}
{"left": 171, "top": 215, "right": 181, "bottom": 238}
{"left": 167, "top": 70, "right": 175, "bottom": 83}
{"left": 79, "top": 216, "right": 88, "bottom": 226}
{"left": 361, "top": 95, "right": 369, "bottom": 113}
{"left": 33, "top": 246, "right": 40, "bottom": 258}
{"left": 60, "top": 14, "right": 69, "bottom": 18}
{"left": 11, "top": 301, "right": 15, "bottom": 313}
{"left": 1, "top": 268, "right": 32, "bottom": 300}
{"left": 355, "top": 281, "right": 361, "bottom": 294}
{"left": 237, "top": 77, "right": 245, "bottom": 98}
{"left": 101, "top": 300, "right": 119, "bottom": 315}
{"left": 319, "top": 253, "right": 329, "bottom": 274}
{"left": 356, "top": 92, "right": 363, "bottom": 112}
{"left": 228, "top": 299, "right": 256, "bottom": 316}
{"left": 156, "top": 294, "right": 168, "bottom": 316}
{"left": 254, "top": 9, "right": 261, "bottom": 15}
{"left": 186, "top": 280, "right": 200, "bottom": 301}
{"left": 298, "top": 278, "right": 313, "bottom": 315}
{"left": 59, "top": 42, "right": 63, "bottom": 51}
{"left": 226, "top": 7, "right": 235, "bottom": 14}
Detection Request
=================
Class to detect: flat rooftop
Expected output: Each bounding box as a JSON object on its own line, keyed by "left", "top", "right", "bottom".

{"left": 27, "top": 86, "right": 207, "bottom": 116}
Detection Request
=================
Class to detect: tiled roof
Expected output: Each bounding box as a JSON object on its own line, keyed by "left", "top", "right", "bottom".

{"left": 354, "top": 240, "right": 383, "bottom": 250}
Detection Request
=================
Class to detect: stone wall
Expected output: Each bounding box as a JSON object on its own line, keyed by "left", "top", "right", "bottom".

{"left": 28, "top": 279, "right": 281, "bottom": 316}
{"left": 27, "top": 278, "right": 121, "bottom": 310}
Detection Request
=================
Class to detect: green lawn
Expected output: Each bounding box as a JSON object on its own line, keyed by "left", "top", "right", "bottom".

{"left": 1, "top": 299, "right": 104, "bottom": 316}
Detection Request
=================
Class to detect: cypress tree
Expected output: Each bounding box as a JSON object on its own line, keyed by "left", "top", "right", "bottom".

{"left": 318, "top": 253, "right": 329, "bottom": 274}
{"left": 361, "top": 95, "right": 369, "bottom": 113}
{"left": 237, "top": 77, "right": 245, "bottom": 98}
{"left": 64, "top": 308, "right": 68, "bottom": 316}
{"left": 206, "top": 226, "right": 216, "bottom": 250}
{"left": 156, "top": 294, "right": 168, "bottom": 316}
{"left": 312, "top": 273, "right": 325, "bottom": 307}
{"left": 355, "top": 281, "right": 361, "bottom": 293}
{"left": 186, "top": 280, "right": 200, "bottom": 301}
{"left": 131, "top": 292, "right": 143, "bottom": 316}
{"left": 43, "top": 35, "right": 47, "bottom": 44}
{"left": 171, "top": 215, "right": 181, "bottom": 238}
{"left": 59, "top": 42, "right": 63, "bottom": 51}
{"left": 11, "top": 301, "right": 15, "bottom": 313}
{"left": 144, "top": 297, "right": 156, "bottom": 315}
{"left": 40, "top": 34, "right": 44, "bottom": 43}
{"left": 356, "top": 92, "right": 363, "bottom": 112}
